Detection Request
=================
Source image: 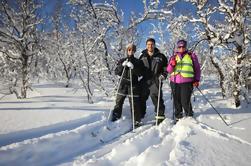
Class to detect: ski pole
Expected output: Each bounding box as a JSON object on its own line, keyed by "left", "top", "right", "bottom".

{"left": 107, "top": 66, "right": 126, "bottom": 124}
{"left": 155, "top": 79, "right": 162, "bottom": 126}
{"left": 170, "top": 82, "right": 175, "bottom": 121}
{"left": 129, "top": 68, "right": 135, "bottom": 131}
{"left": 172, "top": 96, "right": 175, "bottom": 121}
{"left": 167, "top": 78, "right": 175, "bottom": 121}
{"left": 196, "top": 87, "right": 229, "bottom": 126}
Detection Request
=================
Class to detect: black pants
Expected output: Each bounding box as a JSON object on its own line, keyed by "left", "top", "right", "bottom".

{"left": 112, "top": 86, "right": 141, "bottom": 122}
{"left": 140, "top": 82, "right": 165, "bottom": 118}
{"left": 170, "top": 82, "right": 193, "bottom": 118}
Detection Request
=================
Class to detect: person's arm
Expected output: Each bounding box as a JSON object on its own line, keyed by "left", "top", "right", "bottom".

{"left": 191, "top": 52, "right": 201, "bottom": 82}
{"left": 131, "top": 60, "right": 144, "bottom": 77}
{"left": 167, "top": 55, "right": 176, "bottom": 74}
{"left": 161, "top": 54, "right": 168, "bottom": 78}
{"left": 115, "top": 58, "right": 126, "bottom": 76}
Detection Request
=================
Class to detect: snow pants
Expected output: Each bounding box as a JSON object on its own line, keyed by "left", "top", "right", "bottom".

{"left": 112, "top": 85, "right": 141, "bottom": 122}
{"left": 170, "top": 82, "right": 193, "bottom": 119}
{"left": 139, "top": 81, "right": 165, "bottom": 119}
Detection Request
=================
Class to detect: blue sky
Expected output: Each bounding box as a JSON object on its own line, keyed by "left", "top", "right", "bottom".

{"left": 40, "top": 0, "right": 202, "bottom": 50}
{"left": 40, "top": 0, "right": 165, "bottom": 49}
{"left": 91, "top": 0, "right": 168, "bottom": 48}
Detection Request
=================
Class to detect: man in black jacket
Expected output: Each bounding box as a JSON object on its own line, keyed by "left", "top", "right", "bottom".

{"left": 111, "top": 43, "right": 144, "bottom": 127}
{"left": 139, "top": 38, "right": 168, "bottom": 125}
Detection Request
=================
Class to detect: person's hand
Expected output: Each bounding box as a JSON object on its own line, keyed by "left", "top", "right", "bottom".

{"left": 193, "top": 82, "right": 199, "bottom": 87}
{"left": 127, "top": 61, "right": 134, "bottom": 69}
{"left": 122, "top": 60, "right": 128, "bottom": 67}
{"left": 170, "top": 57, "right": 176, "bottom": 67}
{"left": 159, "top": 75, "right": 165, "bottom": 81}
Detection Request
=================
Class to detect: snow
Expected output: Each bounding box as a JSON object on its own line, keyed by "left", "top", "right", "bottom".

{"left": 0, "top": 76, "right": 251, "bottom": 166}
{"left": 0, "top": 83, "right": 103, "bottom": 135}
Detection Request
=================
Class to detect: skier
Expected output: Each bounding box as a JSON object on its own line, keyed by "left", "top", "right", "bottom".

{"left": 111, "top": 43, "right": 144, "bottom": 127}
{"left": 167, "top": 39, "right": 201, "bottom": 121}
{"left": 139, "top": 38, "right": 168, "bottom": 125}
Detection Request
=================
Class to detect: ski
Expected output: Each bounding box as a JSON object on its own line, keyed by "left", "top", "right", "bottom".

{"left": 91, "top": 121, "right": 155, "bottom": 144}
{"left": 102, "top": 123, "right": 154, "bottom": 144}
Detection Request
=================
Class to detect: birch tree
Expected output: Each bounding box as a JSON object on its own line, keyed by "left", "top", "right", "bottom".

{"left": 0, "top": 0, "right": 43, "bottom": 98}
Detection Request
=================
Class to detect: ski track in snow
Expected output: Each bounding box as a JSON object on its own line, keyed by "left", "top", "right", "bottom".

{"left": 1, "top": 112, "right": 250, "bottom": 166}
{"left": 74, "top": 117, "right": 251, "bottom": 166}
{"left": 0, "top": 113, "right": 104, "bottom": 147}
{"left": 0, "top": 114, "right": 133, "bottom": 166}
{"left": 0, "top": 109, "right": 159, "bottom": 166}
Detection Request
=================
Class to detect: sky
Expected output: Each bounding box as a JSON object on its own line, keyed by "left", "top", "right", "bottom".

{"left": 91, "top": 0, "right": 170, "bottom": 49}
{"left": 39, "top": 0, "right": 210, "bottom": 50}
{"left": 41, "top": 0, "right": 148, "bottom": 28}
{"left": 40, "top": 0, "right": 170, "bottom": 49}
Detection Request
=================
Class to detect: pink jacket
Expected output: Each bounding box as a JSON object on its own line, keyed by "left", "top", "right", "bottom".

{"left": 167, "top": 51, "right": 201, "bottom": 84}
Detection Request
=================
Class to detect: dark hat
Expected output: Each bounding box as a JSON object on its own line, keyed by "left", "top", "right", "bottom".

{"left": 177, "top": 40, "right": 187, "bottom": 47}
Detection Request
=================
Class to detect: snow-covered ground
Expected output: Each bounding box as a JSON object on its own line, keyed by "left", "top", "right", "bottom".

{"left": 0, "top": 77, "right": 250, "bottom": 166}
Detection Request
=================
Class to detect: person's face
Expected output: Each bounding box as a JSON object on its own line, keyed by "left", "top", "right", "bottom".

{"left": 177, "top": 46, "right": 186, "bottom": 53}
{"left": 146, "top": 41, "right": 155, "bottom": 53}
{"left": 127, "top": 47, "right": 135, "bottom": 57}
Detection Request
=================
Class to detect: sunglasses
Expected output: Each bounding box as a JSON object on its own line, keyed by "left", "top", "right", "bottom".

{"left": 178, "top": 46, "right": 185, "bottom": 48}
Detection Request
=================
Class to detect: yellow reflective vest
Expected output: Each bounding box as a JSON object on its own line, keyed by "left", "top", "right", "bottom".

{"left": 171, "top": 53, "right": 194, "bottom": 78}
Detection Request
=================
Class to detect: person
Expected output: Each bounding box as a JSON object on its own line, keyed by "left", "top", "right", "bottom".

{"left": 167, "top": 39, "right": 201, "bottom": 121}
{"left": 139, "top": 38, "right": 168, "bottom": 125}
{"left": 111, "top": 43, "right": 144, "bottom": 127}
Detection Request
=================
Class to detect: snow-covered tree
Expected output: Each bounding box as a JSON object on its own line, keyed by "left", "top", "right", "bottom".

{"left": 50, "top": 1, "right": 77, "bottom": 87}
{"left": 0, "top": 0, "right": 43, "bottom": 98}
{"left": 69, "top": 0, "right": 122, "bottom": 103}
{"left": 160, "top": 0, "right": 251, "bottom": 107}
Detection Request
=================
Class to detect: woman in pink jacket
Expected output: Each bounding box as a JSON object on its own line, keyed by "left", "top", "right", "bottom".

{"left": 167, "top": 40, "right": 201, "bottom": 121}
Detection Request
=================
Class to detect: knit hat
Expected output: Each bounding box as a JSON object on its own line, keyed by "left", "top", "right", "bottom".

{"left": 126, "top": 43, "right": 136, "bottom": 52}
{"left": 177, "top": 40, "right": 187, "bottom": 47}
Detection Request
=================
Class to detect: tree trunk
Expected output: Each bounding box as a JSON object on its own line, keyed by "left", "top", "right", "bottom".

{"left": 101, "top": 40, "right": 115, "bottom": 83}
{"left": 233, "top": 65, "right": 241, "bottom": 107}
{"left": 79, "top": 71, "right": 93, "bottom": 104}
{"left": 209, "top": 56, "right": 226, "bottom": 98}
{"left": 21, "top": 54, "right": 29, "bottom": 98}
{"left": 232, "top": 45, "right": 243, "bottom": 107}
{"left": 86, "top": 59, "right": 93, "bottom": 103}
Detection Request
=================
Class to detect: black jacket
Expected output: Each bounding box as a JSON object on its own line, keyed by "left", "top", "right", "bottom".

{"left": 115, "top": 56, "right": 144, "bottom": 87}
{"left": 139, "top": 48, "right": 168, "bottom": 85}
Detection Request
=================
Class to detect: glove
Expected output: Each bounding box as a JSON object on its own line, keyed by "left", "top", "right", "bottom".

{"left": 127, "top": 61, "right": 134, "bottom": 69}
{"left": 159, "top": 75, "right": 165, "bottom": 81}
{"left": 170, "top": 58, "right": 176, "bottom": 67}
{"left": 193, "top": 82, "right": 199, "bottom": 87}
{"left": 122, "top": 60, "right": 128, "bottom": 67}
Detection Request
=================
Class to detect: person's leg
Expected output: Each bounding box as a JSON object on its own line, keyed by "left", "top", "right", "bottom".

{"left": 112, "top": 94, "right": 126, "bottom": 121}
{"left": 150, "top": 93, "right": 165, "bottom": 124}
{"left": 170, "top": 82, "right": 183, "bottom": 119}
{"left": 180, "top": 82, "right": 193, "bottom": 117}
{"left": 129, "top": 95, "right": 141, "bottom": 123}
{"left": 139, "top": 83, "right": 150, "bottom": 119}
{"left": 149, "top": 83, "right": 165, "bottom": 124}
